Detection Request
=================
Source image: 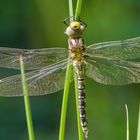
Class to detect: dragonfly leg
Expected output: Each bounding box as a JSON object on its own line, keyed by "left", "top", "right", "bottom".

{"left": 64, "top": 16, "right": 87, "bottom": 29}
{"left": 79, "top": 19, "right": 87, "bottom": 28}
{"left": 63, "top": 16, "right": 75, "bottom": 26}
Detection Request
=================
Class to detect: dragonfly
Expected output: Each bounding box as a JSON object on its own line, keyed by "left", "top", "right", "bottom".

{"left": 0, "top": 19, "right": 140, "bottom": 138}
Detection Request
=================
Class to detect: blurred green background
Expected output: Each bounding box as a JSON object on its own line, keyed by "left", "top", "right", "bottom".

{"left": 0, "top": 0, "right": 140, "bottom": 140}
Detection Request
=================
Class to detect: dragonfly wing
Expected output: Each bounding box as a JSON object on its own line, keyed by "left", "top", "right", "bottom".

{"left": 0, "top": 59, "right": 71, "bottom": 96}
{"left": 86, "top": 56, "right": 140, "bottom": 85}
{"left": 0, "top": 47, "right": 68, "bottom": 70}
{"left": 86, "top": 36, "right": 140, "bottom": 60}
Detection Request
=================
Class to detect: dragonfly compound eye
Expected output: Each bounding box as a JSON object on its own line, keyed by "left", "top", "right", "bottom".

{"left": 70, "top": 22, "right": 81, "bottom": 30}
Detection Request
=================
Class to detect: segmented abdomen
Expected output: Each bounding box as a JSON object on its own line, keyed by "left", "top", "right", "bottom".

{"left": 76, "top": 64, "right": 88, "bottom": 138}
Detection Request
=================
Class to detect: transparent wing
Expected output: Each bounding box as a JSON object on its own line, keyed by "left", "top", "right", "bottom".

{"left": 0, "top": 47, "right": 68, "bottom": 70}
{"left": 0, "top": 59, "right": 70, "bottom": 96}
{"left": 86, "top": 56, "right": 140, "bottom": 85}
{"left": 86, "top": 36, "right": 140, "bottom": 60}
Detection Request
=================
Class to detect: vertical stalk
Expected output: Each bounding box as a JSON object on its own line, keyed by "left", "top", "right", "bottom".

{"left": 20, "top": 55, "right": 35, "bottom": 140}
{"left": 59, "top": 60, "right": 72, "bottom": 140}
{"left": 137, "top": 104, "right": 140, "bottom": 140}
{"left": 69, "top": 0, "right": 74, "bottom": 19}
{"left": 59, "top": 0, "right": 73, "bottom": 139}
{"left": 125, "top": 104, "right": 129, "bottom": 140}
{"left": 75, "top": 0, "right": 83, "bottom": 21}
{"left": 59, "top": 0, "right": 84, "bottom": 139}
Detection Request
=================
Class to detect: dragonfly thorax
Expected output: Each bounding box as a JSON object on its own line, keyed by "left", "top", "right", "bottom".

{"left": 68, "top": 37, "right": 85, "bottom": 65}
{"left": 65, "top": 21, "right": 85, "bottom": 37}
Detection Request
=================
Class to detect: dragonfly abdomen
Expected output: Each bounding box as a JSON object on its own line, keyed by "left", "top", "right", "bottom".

{"left": 76, "top": 64, "right": 88, "bottom": 138}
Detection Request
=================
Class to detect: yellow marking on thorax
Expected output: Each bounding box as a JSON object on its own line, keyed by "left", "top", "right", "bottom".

{"left": 71, "top": 47, "right": 84, "bottom": 62}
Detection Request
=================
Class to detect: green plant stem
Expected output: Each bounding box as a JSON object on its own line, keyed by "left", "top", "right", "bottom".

{"left": 20, "top": 55, "right": 35, "bottom": 140}
{"left": 59, "top": 0, "right": 84, "bottom": 139}
{"left": 75, "top": 0, "right": 83, "bottom": 20}
{"left": 74, "top": 72, "right": 84, "bottom": 140}
{"left": 125, "top": 104, "right": 129, "bottom": 140}
{"left": 59, "top": 59, "right": 72, "bottom": 140}
{"left": 69, "top": 0, "right": 74, "bottom": 19}
{"left": 59, "top": 1, "right": 74, "bottom": 140}
{"left": 137, "top": 104, "right": 140, "bottom": 140}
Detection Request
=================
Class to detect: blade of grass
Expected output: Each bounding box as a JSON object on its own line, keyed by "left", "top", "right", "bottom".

{"left": 59, "top": 59, "right": 72, "bottom": 140}
{"left": 75, "top": 0, "right": 83, "bottom": 21}
{"left": 137, "top": 104, "right": 140, "bottom": 140}
{"left": 59, "top": 0, "right": 84, "bottom": 139}
{"left": 125, "top": 104, "right": 129, "bottom": 140}
{"left": 59, "top": 1, "right": 73, "bottom": 139}
{"left": 69, "top": 0, "right": 74, "bottom": 19}
{"left": 20, "top": 55, "right": 35, "bottom": 140}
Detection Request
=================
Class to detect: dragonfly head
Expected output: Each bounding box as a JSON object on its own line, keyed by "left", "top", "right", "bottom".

{"left": 65, "top": 21, "right": 85, "bottom": 37}
{"left": 70, "top": 21, "right": 81, "bottom": 30}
